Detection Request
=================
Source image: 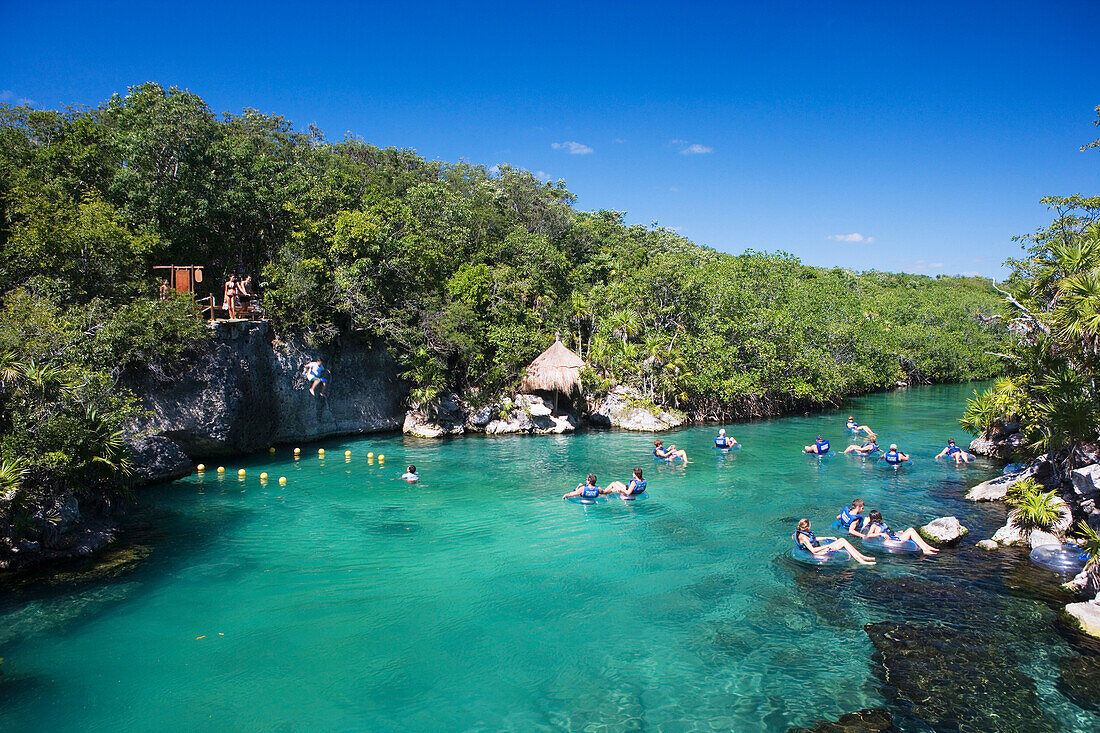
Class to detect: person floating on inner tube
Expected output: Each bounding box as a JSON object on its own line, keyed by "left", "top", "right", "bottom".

{"left": 859, "top": 510, "right": 939, "bottom": 555}
{"left": 793, "top": 518, "right": 876, "bottom": 565}
{"left": 653, "top": 439, "right": 688, "bottom": 462}
{"left": 603, "top": 467, "right": 647, "bottom": 499}
{"left": 842, "top": 433, "right": 879, "bottom": 455}
{"left": 846, "top": 416, "right": 874, "bottom": 435}
{"left": 563, "top": 473, "right": 601, "bottom": 501}
{"left": 804, "top": 436, "right": 831, "bottom": 454}
{"left": 836, "top": 499, "right": 866, "bottom": 536}
{"left": 935, "top": 439, "right": 973, "bottom": 464}
{"left": 882, "top": 444, "right": 909, "bottom": 464}
{"left": 714, "top": 429, "right": 738, "bottom": 449}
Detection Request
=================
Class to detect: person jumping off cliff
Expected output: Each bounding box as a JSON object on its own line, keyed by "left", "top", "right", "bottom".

{"left": 304, "top": 358, "right": 328, "bottom": 396}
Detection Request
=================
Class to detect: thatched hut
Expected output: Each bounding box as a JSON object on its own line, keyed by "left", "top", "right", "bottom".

{"left": 521, "top": 337, "right": 585, "bottom": 411}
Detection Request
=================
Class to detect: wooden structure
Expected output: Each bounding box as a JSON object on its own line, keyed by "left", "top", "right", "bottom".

{"left": 153, "top": 264, "right": 204, "bottom": 295}
{"left": 521, "top": 337, "right": 585, "bottom": 410}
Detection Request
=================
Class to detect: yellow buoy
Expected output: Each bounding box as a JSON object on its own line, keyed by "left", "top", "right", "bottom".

{"left": 367, "top": 452, "right": 374, "bottom": 458}
{"left": 345, "top": 450, "right": 352, "bottom": 457}
{"left": 318, "top": 448, "right": 325, "bottom": 456}
{"left": 260, "top": 472, "right": 268, "bottom": 480}
{"left": 238, "top": 469, "right": 246, "bottom": 476}
{"left": 378, "top": 455, "right": 385, "bottom": 462}
{"left": 217, "top": 466, "right": 225, "bottom": 473}
{"left": 278, "top": 476, "right": 287, "bottom": 485}
{"left": 197, "top": 464, "right": 205, "bottom": 471}
{"left": 269, "top": 447, "right": 276, "bottom": 454}
{"left": 294, "top": 447, "right": 301, "bottom": 455}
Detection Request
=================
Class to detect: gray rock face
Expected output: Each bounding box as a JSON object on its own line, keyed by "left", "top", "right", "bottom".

{"left": 589, "top": 387, "right": 686, "bottom": 432}
{"left": 969, "top": 432, "right": 1027, "bottom": 458}
{"left": 991, "top": 523, "right": 1028, "bottom": 546}
{"left": 128, "top": 322, "right": 407, "bottom": 456}
{"left": 1071, "top": 464, "right": 1100, "bottom": 500}
{"left": 484, "top": 395, "right": 578, "bottom": 435}
{"left": 402, "top": 393, "right": 466, "bottom": 438}
{"left": 1063, "top": 563, "right": 1100, "bottom": 598}
{"left": 977, "top": 539, "right": 999, "bottom": 551}
{"left": 919, "top": 516, "right": 968, "bottom": 545}
{"left": 126, "top": 435, "right": 193, "bottom": 485}
{"left": 1029, "top": 529, "right": 1062, "bottom": 549}
{"left": 966, "top": 469, "right": 1032, "bottom": 502}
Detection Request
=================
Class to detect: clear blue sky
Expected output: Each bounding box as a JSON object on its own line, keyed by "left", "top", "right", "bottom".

{"left": 2, "top": 1, "right": 1098, "bottom": 277}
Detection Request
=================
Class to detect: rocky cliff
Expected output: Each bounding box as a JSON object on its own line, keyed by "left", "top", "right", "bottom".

{"left": 127, "top": 321, "right": 408, "bottom": 469}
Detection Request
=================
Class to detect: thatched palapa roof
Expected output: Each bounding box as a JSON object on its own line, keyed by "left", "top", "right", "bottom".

{"left": 521, "top": 339, "right": 585, "bottom": 395}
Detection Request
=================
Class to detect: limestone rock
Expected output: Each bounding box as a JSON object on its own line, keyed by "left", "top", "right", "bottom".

{"left": 966, "top": 468, "right": 1034, "bottom": 502}
{"left": 918, "top": 516, "right": 968, "bottom": 545}
{"left": 991, "top": 523, "right": 1028, "bottom": 546}
{"left": 402, "top": 393, "right": 466, "bottom": 438}
{"left": 126, "top": 435, "right": 193, "bottom": 486}
{"left": 968, "top": 432, "right": 1027, "bottom": 459}
{"left": 977, "top": 539, "right": 999, "bottom": 551}
{"left": 1029, "top": 529, "right": 1062, "bottom": 549}
{"left": 1062, "top": 562, "right": 1100, "bottom": 598}
{"left": 1063, "top": 601, "right": 1100, "bottom": 640}
{"left": 1070, "top": 464, "right": 1100, "bottom": 500}
{"left": 589, "top": 386, "right": 686, "bottom": 432}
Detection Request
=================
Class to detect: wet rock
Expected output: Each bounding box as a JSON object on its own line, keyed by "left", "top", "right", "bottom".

{"left": 588, "top": 386, "right": 686, "bottom": 432}
{"left": 969, "top": 432, "right": 1028, "bottom": 459}
{"left": 977, "top": 539, "right": 999, "bottom": 550}
{"left": 864, "top": 621, "right": 1058, "bottom": 731}
{"left": 918, "top": 516, "right": 968, "bottom": 545}
{"left": 966, "top": 468, "right": 1035, "bottom": 502}
{"left": 126, "top": 434, "right": 192, "bottom": 486}
{"left": 1062, "top": 562, "right": 1100, "bottom": 598}
{"left": 1063, "top": 601, "right": 1100, "bottom": 640}
{"left": 1057, "top": 655, "right": 1100, "bottom": 712}
{"left": 787, "top": 708, "right": 895, "bottom": 733}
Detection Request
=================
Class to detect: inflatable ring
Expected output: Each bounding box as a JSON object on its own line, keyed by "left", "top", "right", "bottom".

{"left": 1029, "top": 544, "right": 1088, "bottom": 575}
{"left": 565, "top": 495, "right": 603, "bottom": 505}
{"left": 861, "top": 535, "right": 921, "bottom": 554}
{"left": 1003, "top": 462, "right": 1027, "bottom": 475}
{"left": 714, "top": 444, "right": 741, "bottom": 451}
{"left": 619, "top": 491, "right": 648, "bottom": 501}
{"left": 790, "top": 546, "right": 852, "bottom": 566}
{"left": 830, "top": 519, "right": 848, "bottom": 532}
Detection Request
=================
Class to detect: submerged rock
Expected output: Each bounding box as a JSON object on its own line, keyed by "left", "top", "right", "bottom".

{"left": 1057, "top": 655, "right": 1100, "bottom": 712}
{"left": 787, "top": 708, "right": 895, "bottom": 733}
{"left": 918, "top": 516, "right": 968, "bottom": 545}
{"left": 864, "top": 621, "right": 1058, "bottom": 731}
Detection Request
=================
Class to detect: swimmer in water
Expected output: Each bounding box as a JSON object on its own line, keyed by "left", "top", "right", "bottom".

{"left": 563, "top": 473, "right": 601, "bottom": 501}
{"left": 842, "top": 433, "right": 879, "bottom": 455}
{"left": 400, "top": 465, "right": 419, "bottom": 482}
{"left": 882, "top": 444, "right": 909, "bottom": 465}
{"left": 653, "top": 439, "right": 688, "bottom": 462}
{"left": 835, "top": 499, "right": 866, "bottom": 536}
{"left": 603, "top": 467, "right": 647, "bottom": 499}
{"left": 714, "top": 429, "right": 738, "bottom": 449}
{"left": 935, "top": 439, "right": 972, "bottom": 464}
{"left": 859, "top": 510, "right": 939, "bottom": 555}
{"left": 804, "top": 436, "right": 831, "bottom": 454}
{"left": 793, "top": 518, "right": 876, "bottom": 565}
{"left": 846, "top": 416, "right": 874, "bottom": 435}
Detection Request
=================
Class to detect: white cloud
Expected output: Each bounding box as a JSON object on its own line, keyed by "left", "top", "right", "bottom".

{"left": 929, "top": 262, "right": 944, "bottom": 268}
{"left": 551, "top": 141, "right": 593, "bottom": 155}
{"left": 0, "top": 89, "right": 35, "bottom": 105}
{"left": 827, "top": 233, "right": 875, "bottom": 243}
{"left": 535, "top": 170, "right": 551, "bottom": 181}
{"left": 669, "top": 138, "right": 688, "bottom": 145}
{"left": 680, "top": 143, "right": 713, "bottom": 155}
{"left": 613, "top": 138, "right": 625, "bottom": 144}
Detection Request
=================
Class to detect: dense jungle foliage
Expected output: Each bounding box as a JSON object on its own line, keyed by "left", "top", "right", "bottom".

{"left": 961, "top": 107, "right": 1100, "bottom": 465}
{"left": 0, "top": 84, "right": 1008, "bottom": 532}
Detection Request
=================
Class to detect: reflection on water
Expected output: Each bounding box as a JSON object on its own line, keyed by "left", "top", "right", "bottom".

{"left": 0, "top": 382, "right": 1097, "bottom": 731}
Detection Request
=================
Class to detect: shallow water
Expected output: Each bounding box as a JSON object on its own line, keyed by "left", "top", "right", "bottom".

{"left": 1, "top": 382, "right": 1096, "bottom": 731}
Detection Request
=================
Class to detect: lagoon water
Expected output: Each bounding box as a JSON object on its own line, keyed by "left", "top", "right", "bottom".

{"left": 1, "top": 383, "right": 1097, "bottom": 731}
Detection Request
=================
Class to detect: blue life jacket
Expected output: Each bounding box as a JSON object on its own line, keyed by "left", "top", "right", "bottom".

{"left": 715, "top": 436, "right": 731, "bottom": 447}
{"left": 868, "top": 521, "right": 899, "bottom": 541}
{"left": 628, "top": 478, "right": 647, "bottom": 495}
{"left": 794, "top": 529, "right": 818, "bottom": 550}
{"left": 839, "top": 506, "right": 862, "bottom": 529}
{"left": 863, "top": 442, "right": 879, "bottom": 454}
{"left": 580, "top": 484, "right": 600, "bottom": 498}
{"left": 946, "top": 444, "right": 961, "bottom": 455}
{"left": 815, "top": 440, "right": 830, "bottom": 453}
{"left": 884, "top": 450, "right": 902, "bottom": 464}
{"left": 846, "top": 421, "right": 858, "bottom": 430}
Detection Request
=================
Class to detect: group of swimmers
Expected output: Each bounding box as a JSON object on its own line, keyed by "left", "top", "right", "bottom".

{"left": 793, "top": 498, "right": 940, "bottom": 566}
{"left": 563, "top": 468, "right": 648, "bottom": 501}
{"left": 803, "top": 415, "right": 972, "bottom": 465}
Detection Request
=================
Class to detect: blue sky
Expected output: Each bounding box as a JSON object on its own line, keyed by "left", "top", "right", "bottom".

{"left": 2, "top": 0, "right": 1098, "bottom": 277}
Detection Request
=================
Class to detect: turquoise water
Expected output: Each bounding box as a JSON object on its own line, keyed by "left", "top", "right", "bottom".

{"left": 1, "top": 383, "right": 1096, "bottom": 731}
